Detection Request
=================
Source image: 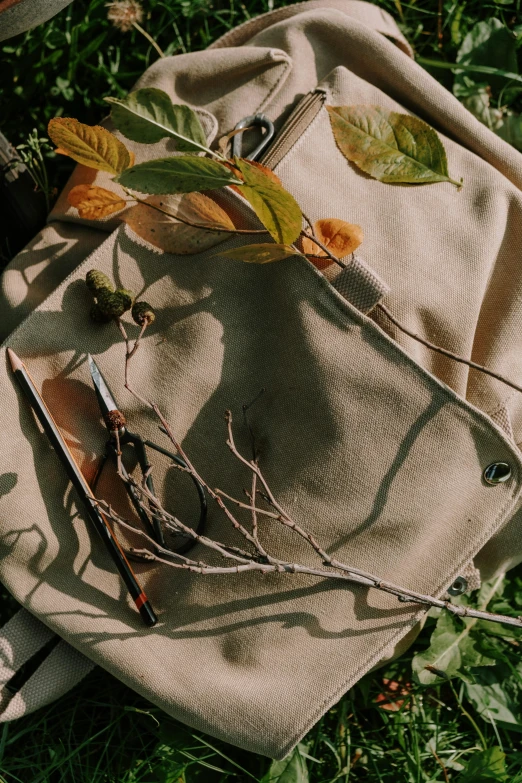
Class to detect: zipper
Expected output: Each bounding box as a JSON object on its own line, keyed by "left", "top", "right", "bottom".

{"left": 259, "top": 89, "right": 327, "bottom": 170}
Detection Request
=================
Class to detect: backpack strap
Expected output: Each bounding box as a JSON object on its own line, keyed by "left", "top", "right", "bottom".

{"left": 209, "top": 0, "right": 413, "bottom": 58}
{"left": 0, "top": 609, "right": 94, "bottom": 720}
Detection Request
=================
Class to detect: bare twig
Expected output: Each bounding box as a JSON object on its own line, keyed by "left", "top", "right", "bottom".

{"left": 103, "top": 276, "right": 522, "bottom": 630}
{"left": 377, "top": 303, "right": 522, "bottom": 395}
{"left": 300, "top": 229, "right": 348, "bottom": 269}
{"left": 126, "top": 190, "right": 269, "bottom": 236}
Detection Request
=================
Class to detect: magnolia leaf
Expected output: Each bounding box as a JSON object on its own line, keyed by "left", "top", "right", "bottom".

{"left": 125, "top": 193, "right": 232, "bottom": 254}
{"left": 302, "top": 218, "right": 363, "bottom": 261}
{"left": 215, "top": 243, "right": 300, "bottom": 264}
{"left": 261, "top": 744, "right": 309, "bottom": 783}
{"left": 412, "top": 611, "right": 496, "bottom": 685}
{"left": 234, "top": 158, "right": 302, "bottom": 245}
{"left": 48, "top": 118, "right": 131, "bottom": 174}
{"left": 459, "top": 747, "right": 507, "bottom": 783}
{"left": 106, "top": 88, "right": 208, "bottom": 153}
{"left": 327, "top": 105, "right": 462, "bottom": 188}
{"left": 116, "top": 156, "right": 242, "bottom": 194}
{"left": 67, "top": 184, "right": 127, "bottom": 220}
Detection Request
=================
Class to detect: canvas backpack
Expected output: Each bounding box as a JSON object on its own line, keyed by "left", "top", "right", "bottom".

{"left": 1, "top": 0, "right": 522, "bottom": 759}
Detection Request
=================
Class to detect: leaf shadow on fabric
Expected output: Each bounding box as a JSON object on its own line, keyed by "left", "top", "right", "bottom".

{"left": 4, "top": 227, "right": 429, "bottom": 650}
{"left": 0, "top": 473, "right": 17, "bottom": 499}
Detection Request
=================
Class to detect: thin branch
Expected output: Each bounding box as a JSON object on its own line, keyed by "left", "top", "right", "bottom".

{"left": 300, "top": 229, "right": 347, "bottom": 269}
{"left": 127, "top": 191, "right": 269, "bottom": 236}
{"left": 377, "top": 303, "right": 522, "bottom": 395}
{"left": 108, "top": 305, "right": 522, "bottom": 630}
{"left": 214, "top": 489, "right": 281, "bottom": 521}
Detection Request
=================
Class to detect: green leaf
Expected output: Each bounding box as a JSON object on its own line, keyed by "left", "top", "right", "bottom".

{"left": 116, "top": 156, "right": 243, "bottom": 194}
{"left": 261, "top": 744, "right": 309, "bottom": 783}
{"left": 214, "top": 243, "right": 300, "bottom": 264}
{"left": 464, "top": 661, "right": 522, "bottom": 729}
{"left": 455, "top": 18, "right": 519, "bottom": 97}
{"left": 234, "top": 158, "right": 303, "bottom": 244}
{"left": 412, "top": 612, "right": 496, "bottom": 685}
{"left": 327, "top": 105, "right": 461, "bottom": 188}
{"left": 106, "top": 88, "right": 208, "bottom": 152}
{"left": 48, "top": 118, "right": 131, "bottom": 174}
{"left": 461, "top": 89, "right": 504, "bottom": 131}
{"left": 495, "top": 113, "right": 522, "bottom": 151}
{"left": 459, "top": 747, "right": 507, "bottom": 782}
{"left": 418, "top": 56, "right": 522, "bottom": 88}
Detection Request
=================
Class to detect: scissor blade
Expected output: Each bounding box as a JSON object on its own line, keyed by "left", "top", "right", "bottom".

{"left": 88, "top": 354, "right": 120, "bottom": 424}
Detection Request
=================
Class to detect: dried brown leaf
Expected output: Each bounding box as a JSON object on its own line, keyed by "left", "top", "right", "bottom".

{"left": 67, "top": 184, "right": 127, "bottom": 220}
{"left": 125, "top": 192, "right": 234, "bottom": 254}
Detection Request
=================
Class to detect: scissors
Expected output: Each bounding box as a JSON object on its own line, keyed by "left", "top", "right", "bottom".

{"left": 88, "top": 355, "right": 207, "bottom": 554}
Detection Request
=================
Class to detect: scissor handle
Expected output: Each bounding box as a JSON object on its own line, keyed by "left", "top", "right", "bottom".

{"left": 118, "top": 431, "right": 207, "bottom": 554}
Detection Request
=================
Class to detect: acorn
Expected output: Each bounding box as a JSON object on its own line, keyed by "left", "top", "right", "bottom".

{"left": 132, "top": 300, "right": 156, "bottom": 326}
{"left": 86, "top": 269, "right": 114, "bottom": 294}
{"left": 97, "top": 288, "right": 134, "bottom": 318}
{"left": 89, "top": 302, "right": 113, "bottom": 324}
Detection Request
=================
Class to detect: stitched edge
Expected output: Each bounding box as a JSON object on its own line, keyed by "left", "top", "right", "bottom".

{"left": 207, "top": 0, "right": 413, "bottom": 58}
{"left": 256, "top": 52, "right": 293, "bottom": 115}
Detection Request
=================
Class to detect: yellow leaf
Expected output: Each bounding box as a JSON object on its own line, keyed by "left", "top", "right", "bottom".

{"left": 125, "top": 193, "right": 234, "bottom": 254}
{"left": 48, "top": 118, "right": 131, "bottom": 175}
{"left": 234, "top": 158, "right": 302, "bottom": 245}
{"left": 67, "top": 185, "right": 127, "bottom": 220}
{"left": 302, "top": 218, "right": 363, "bottom": 265}
{"left": 214, "top": 243, "right": 300, "bottom": 264}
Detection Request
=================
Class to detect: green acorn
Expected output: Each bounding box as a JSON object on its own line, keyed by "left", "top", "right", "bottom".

{"left": 86, "top": 269, "right": 114, "bottom": 294}
{"left": 89, "top": 302, "right": 113, "bottom": 324}
{"left": 97, "top": 288, "right": 134, "bottom": 318}
{"left": 132, "top": 301, "right": 156, "bottom": 326}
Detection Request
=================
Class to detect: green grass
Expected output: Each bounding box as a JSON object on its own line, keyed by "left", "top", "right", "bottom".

{"left": 2, "top": 573, "right": 522, "bottom": 782}
{"left": 2, "top": 1, "right": 522, "bottom": 780}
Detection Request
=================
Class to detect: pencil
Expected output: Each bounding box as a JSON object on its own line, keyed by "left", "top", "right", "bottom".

{"left": 7, "top": 348, "right": 157, "bottom": 628}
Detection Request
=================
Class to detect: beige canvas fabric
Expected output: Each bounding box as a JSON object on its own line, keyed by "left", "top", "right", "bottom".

{"left": 1, "top": 0, "right": 522, "bottom": 758}
{"left": 0, "top": 0, "right": 74, "bottom": 43}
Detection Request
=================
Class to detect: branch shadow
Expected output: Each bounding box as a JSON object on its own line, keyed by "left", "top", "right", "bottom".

{"left": 4, "top": 227, "right": 437, "bottom": 654}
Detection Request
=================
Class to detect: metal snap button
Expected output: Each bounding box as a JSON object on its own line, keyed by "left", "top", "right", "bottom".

{"left": 448, "top": 576, "right": 468, "bottom": 596}
{"left": 483, "top": 462, "right": 512, "bottom": 485}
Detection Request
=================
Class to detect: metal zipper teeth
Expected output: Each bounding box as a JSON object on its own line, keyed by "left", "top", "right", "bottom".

{"left": 259, "top": 89, "right": 327, "bottom": 170}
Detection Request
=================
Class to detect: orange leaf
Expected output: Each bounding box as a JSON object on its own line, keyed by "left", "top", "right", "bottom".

{"left": 375, "top": 678, "right": 412, "bottom": 712}
{"left": 302, "top": 218, "right": 363, "bottom": 262}
{"left": 67, "top": 185, "right": 127, "bottom": 220}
